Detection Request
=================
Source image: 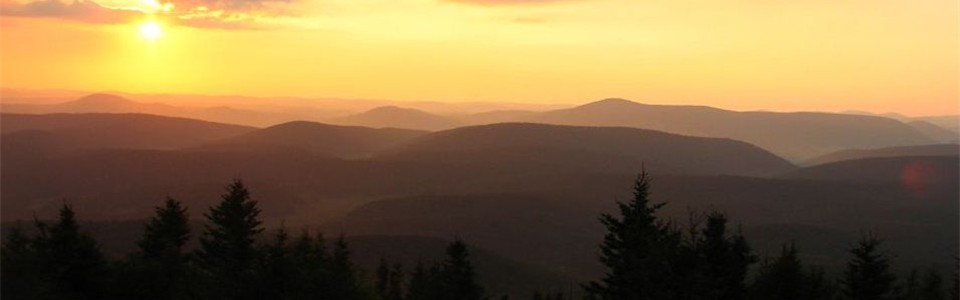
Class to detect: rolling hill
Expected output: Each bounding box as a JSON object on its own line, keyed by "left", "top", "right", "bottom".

{"left": 783, "top": 156, "right": 959, "bottom": 185}
{"left": 1, "top": 113, "right": 255, "bottom": 150}
{"left": 803, "top": 144, "right": 959, "bottom": 166}
{"left": 333, "top": 106, "right": 462, "bottom": 131}
{"left": 907, "top": 120, "right": 959, "bottom": 143}
{"left": 378, "top": 123, "right": 796, "bottom": 177}
{"left": 529, "top": 98, "right": 934, "bottom": 161}
{"left": 195, "top": 121, "right": 427, "bottom": 158}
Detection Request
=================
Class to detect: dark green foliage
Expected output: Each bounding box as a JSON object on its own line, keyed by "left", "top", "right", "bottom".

{"left": 841, "top": 235, "right": 898, "bottom": 300}
{"left": 748, "top": 243, "right": 835, "bottom": 300}
{"left": 407, "top": 261, "right": 441, "bottom": 300}
{"left": 121, "top": 198, "right": 192, "bottom": 300}
{"left": 1, "top": 224, "right": 50, "bottom": 300}
{"left": 196, "top": 179, "right": 264, "bottom": 300}
{"left": 750, "top": 243, "right": 806, "bottom": 300}
{"left": 682, "top": 212, "right": 757, "bottom": 300}
{"left": 378, "top": 258, "right": 391, "bottom": 297}
{"left": 387, "top": 262, "right": 405, "bottom": 300}
{"left": 376, "top": 259, "right": 405, "bottom": 300}
{"left": 405, "top": 240, "right": 484, "bottom": 300}
{"left": 585, "top": 171, "right": 682, "bottom": 300}
{"left": 439, "top": 239, "right": 484, "bottom": 300}
{"left": 328, "top": 234, "right": 365, "bottom": 299}
{"left": 11, "top": 205, "right": 109, "bottom": 300}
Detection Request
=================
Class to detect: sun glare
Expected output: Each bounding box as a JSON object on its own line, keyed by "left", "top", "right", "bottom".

{"left": 139, "top": 21, "right": 163, "bottom": 41}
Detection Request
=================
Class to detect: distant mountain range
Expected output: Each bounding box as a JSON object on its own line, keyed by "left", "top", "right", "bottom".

{"left": 528, "top": 98, "right": 940, "bottom": 161}
{"left": 1, "top": 112, "right": 955, "bottom": 283}
{"left": 331, "top": 106, "right": 463, "bottom": 131}
{"left": 196, "top": 121, "right": 426, "bottom": 158}
{"left": 804, "top": 144, "right": 959, "bottom": 166}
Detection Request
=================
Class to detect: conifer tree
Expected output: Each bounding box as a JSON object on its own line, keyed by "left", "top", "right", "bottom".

{"left": 750, "top": 243, "right": 806, "bottom": 300}
{"left": 124, "top": 198, "right": 193, "bottom": 300}
{"left": 584, "top": 171, "right": 680, "bottom": 300}
{"left": 439, "top": 239, "right": 484, "bottom": 300}
{"left": 387, "top": 262, "right": 406, "bottom": 300}
{"left": 1, "top": 225, "right": 49, "bottom": 300}
{"left": 378, "top": 258, "right": 392, "bottom": 298}
{"left": 696, "top": 212, "right": 756, "bottom": 300}
{"left": 327, "top": 234, "right": 362, "bottom": 299}
{"left": 407, "top": 261, "right": 439, "bottom": 300}
{"left": 840, "top": 235, "right": 897, "bottom": 300}
{"left": 258, "top": 226, "right": 298, "bottom": 300}
{"left": 32, "top": 204, "right": 108, "bottom": 300}
{"left": 196, "top": 179, "right": 264, "bottom": 300}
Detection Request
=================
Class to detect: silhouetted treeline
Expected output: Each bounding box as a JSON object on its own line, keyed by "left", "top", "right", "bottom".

{"left": 1, "top": 180, "right": 484, "bottom": 300}
{"left": 2, "top": 176, "right": 958, "bottom": 300}
{"left": 584, "top": 171, "right": 958, "bottom": 300}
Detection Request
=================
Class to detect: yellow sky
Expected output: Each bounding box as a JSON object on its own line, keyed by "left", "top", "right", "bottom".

{"left": 1, "top": 0, "right": 957, "bottom": 115}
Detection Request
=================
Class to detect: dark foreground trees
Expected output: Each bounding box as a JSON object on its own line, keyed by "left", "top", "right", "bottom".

{"left": 1, "top": 179, "right": 483, "bottom": 300}
{"left": 586, "top": 171, "right": 956, "bottom": 300}
{"left": 585, "top": 171, "right": 757, "bottom": 300}
{"left": 3, "top": 174, "right": 956, "bottom": 300}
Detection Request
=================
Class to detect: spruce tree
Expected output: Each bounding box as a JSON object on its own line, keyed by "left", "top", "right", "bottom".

{"left": 196, "top": 179, "right": 264, "bottom": 300}
{"left": 377, "top": 258, "right": 391, "bottom": 298}
{"left": 750, "top": 243, "right": 806, "bottom": 300}
{"left": 439, "top": 239, "right": 484, "bottom": 300}
{"left": 1, "top": 225, "right": 49, "bottom": 300}
{"left": 32, "top": 204, "right": 108, "bottom": 300}
{"left": 584, "top": 171, "right": 680, "bottom": 300}
{"left": 697, "top": 212, "right": 756, "bottom": 300}
{"left": 407, "top": 261, "right": 439, "bottom": 300}
{"left": 840, "top": 235, "right": 897, "bottom": 300}
{"left": 139, "top": 198, "right": 191, "bottom": 262}
{"left": 387, "top": 262, "right": 406, "bottom": 300}
{"left": 125, "top": 198, "right": 193, "bottom": 300}
{"left": 258, "top": 226, "right": 298, "bottom": 300}
{"left": 328, "top": 234, "right": 362, "bottom": 299}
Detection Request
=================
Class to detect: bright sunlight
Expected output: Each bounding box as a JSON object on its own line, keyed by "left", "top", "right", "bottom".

{"left": 139, "top": 21, "right": 163, "bottom": 41}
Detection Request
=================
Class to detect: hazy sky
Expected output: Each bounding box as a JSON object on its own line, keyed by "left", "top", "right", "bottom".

{"left": 1, "top": 0, "right": 957, "bottom": 115}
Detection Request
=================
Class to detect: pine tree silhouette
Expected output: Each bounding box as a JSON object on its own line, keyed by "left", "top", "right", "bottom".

{"left": 196, "top": 179, "right": 264, "bottom": 300}
{"left": 696, "top": 212, "right": 757, "bottom": 300}
{"left": 126, "top": 198, "right": 192, "bottom": 300}
{"left": 840, "top": 235, "right": 897, "bottom": 300}
{"left": 1, "top": 224, "right": 49, "bottom": 300}
{"left": 584, "top": 171, "right": 681, "bottom": 300}
{"left": 439, "top": 239, "right": 484, "bottom": 300}
{"left": 33, "top": 204, "right": 108, "bottom": 300}
{"left": 407, "top": 261, "right": 439, "bottom": 300}
{"left": 747, "top": 243, "right": 836, "bottom": 300}
{"left": 327, "top": 234, "right": 363, "bottom": 299}
{"left": 387, "top": 262, "right": 405, "bottom": 300}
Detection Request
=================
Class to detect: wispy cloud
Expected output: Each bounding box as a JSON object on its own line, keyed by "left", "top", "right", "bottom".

{"left": 0, "top": 0, "right": 299, "bottom": 29}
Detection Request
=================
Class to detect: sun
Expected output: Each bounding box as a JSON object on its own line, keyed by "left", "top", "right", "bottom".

{"left": 139, "top": 21, "right": 164, "bottom": 41}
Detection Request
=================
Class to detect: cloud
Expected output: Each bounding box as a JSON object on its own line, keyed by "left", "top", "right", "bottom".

{"left": 0, "top": 0, "right": 140, "bottom": 24}
{"left": 0, "top": 0, "right": 298, "bottom": 29}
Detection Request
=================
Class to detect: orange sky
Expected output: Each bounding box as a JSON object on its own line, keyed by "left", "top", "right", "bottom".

{"left": 1, "top": 0, "right": 957, "bottom": 116}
